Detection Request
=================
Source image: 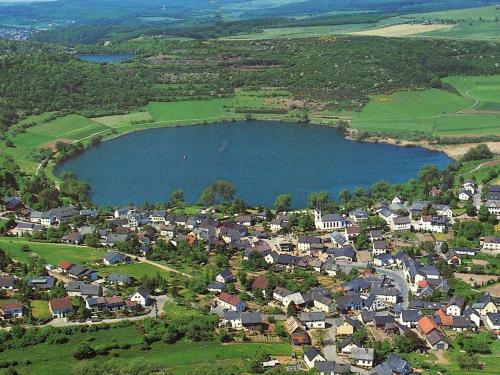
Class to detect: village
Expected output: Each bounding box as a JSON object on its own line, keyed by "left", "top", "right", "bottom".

{"left": 0, "top": 177, "right": 499, "bottom": 374}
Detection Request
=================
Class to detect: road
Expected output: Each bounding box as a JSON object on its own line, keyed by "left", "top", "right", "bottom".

{"left": 375, "top": 267, "right": 409, "bottom": 308}
{"left": 45, "top": 294, "right": 171, "bottom": 328}
{"left": 473, "top": 185, "right": 482, "bottom": 209}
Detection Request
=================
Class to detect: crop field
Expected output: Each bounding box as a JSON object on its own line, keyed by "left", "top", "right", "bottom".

{"left": 349, "top": 23, "right": 453, "bottom": 37}
{"left": 0, "top": 237, "right": 105, "bottom": 265}
{"left": 0, "top": 323, "right": 293, "bottom": 375}
{"left": 351, "top": 75, "right": 500, "bottom": 137}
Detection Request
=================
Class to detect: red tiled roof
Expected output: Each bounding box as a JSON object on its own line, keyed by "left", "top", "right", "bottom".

{"left": 436, "top": 309, "right": 453, "bottom": 326}
{"left": 218, "top": 292, "right": 241, "bottom": 306}
{"left": 186, "top": 234, "right": 196, "bottom": 245}
{"left": 418, "top": 316, "right": 439, "bottom": 335}
{"left": 418, "top": 280, "right": 428, "bottom": 288}
{"left": 252, "top": 277, "right": 268, "bottom": 290}
{"left": 0, "top": 301, "right": 24, "bottom": 312}
{"left": 58, "top": 260, "right": 73, "bottom": 270}
{"left": 346, "top": 226, "right": 361, "bottom": 235}
{"left": 49, "top": 297, "right": 73, "bottom": 311}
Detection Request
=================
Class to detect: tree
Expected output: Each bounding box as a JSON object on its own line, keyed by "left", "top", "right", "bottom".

{"left": 394, "top": 331, "right": 425, "bottom": 353}
{"left": 198, "top": 186, "right": 216, "bottom": 206}
{"left": 286, "top": 301, "right": 298, "bottom": 317}
{"left": 458, "top": 353, "right": 482, "bottom": 369}
{"left": 72, "top": 343, "right": 96, "bottom": 360}
{"left": 440, "top": 242, "right": 449, "bottom": 254}
{"left": 355, "top": 232, "right": 370, "bottom": 250}
{"left": 478, "top": 206, "right": 491, "bottom": 222}
{"left": 274, "top": 193, "right": 292, "bottom": 213}
{"left": 169, "top": 190, "right": 184, "bottom": 207}
{"left": 307, "top": 191, "right": 330, "bottom": 210}
{"left": 461, "top": 144, "right": 493, "bottom": 162}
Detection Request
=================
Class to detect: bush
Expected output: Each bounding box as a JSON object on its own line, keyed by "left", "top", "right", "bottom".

{"left": 72, "top": 343, "right": 96, "bottom": 360}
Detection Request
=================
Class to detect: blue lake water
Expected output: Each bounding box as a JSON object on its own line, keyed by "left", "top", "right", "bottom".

{"left": 55, "top": 121, "right": 452, "bottom": 207}
{"left": 78, "top": 54, "right": 133, "bottom": 63}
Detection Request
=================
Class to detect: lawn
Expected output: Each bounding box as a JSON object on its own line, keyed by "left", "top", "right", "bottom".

{"left": 454, "top": 159, "right": 500, "bottom": 185}
{"left": 0, "top": 237, "right": 105, "bottom": 265}
{"left": 93, "top": 111, "right": 152, "bottom": 127}
{"left": 146, "top": 98, "right": 237, "bottom": 123}
{"left": 442, "top": 338, "right": 500, "bottom": 375}
{"left": 351, "top": 75, "right": 500, "bottom": 137}
{"left": 30, "top": 300, "right": 51, "bottom": 320}
{"left": 97, "top": 262, "right": 169, "bottom": 279}
{"left": 0, "top": 323, "right": 292, "bottom": 375}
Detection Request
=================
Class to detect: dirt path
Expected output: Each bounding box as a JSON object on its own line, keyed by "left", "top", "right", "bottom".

{"left": 434, "top": 350, "right": 450, "bottom": 365}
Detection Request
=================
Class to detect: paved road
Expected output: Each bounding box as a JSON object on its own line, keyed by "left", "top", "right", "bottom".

{"left": 473, "top": 185, "right": 482, "bottom": 209}
{"left": 374, "top": 267, "right": 409, "bottom": 308}
{"left": 323, "top": 321, "right": 341, "bottom": 363}
{"left": 45, "top": 295, "right": 171, "bottom": 328}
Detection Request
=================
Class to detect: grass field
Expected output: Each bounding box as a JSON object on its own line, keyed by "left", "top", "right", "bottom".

{"left": 93, "top": 111, "right": 152, "bottom": 127}
{"left": 350, "top": 75, "right": 500, "bottom": 137}
{"left": 0, "top": 237, "right": 105, "bottom": 265}
{"left": 30, "top": 300, "right": 51, "bottom": 320}
{"left": 146, "top": 98, "right": 237, "bottom": 122}
{"left": 0, "top": 323, "right": 292, "bottom": 374}
{"left": 406, "top": 5, "right": 500, "bottom": 22}
{"left": 349, "top": 23, "right": 453, "bottom": 37}
{"left": 97, "top": 262, "right": 168, "bottom": 279}
{"left": 454, "top": 159, "right": 500, "bottom": 185}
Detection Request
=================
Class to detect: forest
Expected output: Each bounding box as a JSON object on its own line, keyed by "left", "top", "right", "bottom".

{"left": 0, "top": 35, "right": 498, "bottom": 136}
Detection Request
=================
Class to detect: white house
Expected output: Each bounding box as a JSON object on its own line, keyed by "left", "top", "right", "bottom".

{"left": 484, "top": 200, "right": 500, "bottom": 218}
{"left": 304, "top": 348, "right": 326, "bottom": 369}
{"left": 351, "top": 348, "right": 374, "bottom": 369}
{"left": 482, "top": 236, "right": 500, "bottom": 251}
{"left": 458, "top": 189, "right": 473, "bottom": 201}
{"left": 446, "top": 296, "right": 465, "bottom": 317}
{"left": 390, "top": 216, "right": 411, "bottom": 231}
{"left": 130, "top": 287, "right": 151, "bottom": 307}
{"left": 299, "top": 312, "right": 326, "bottom": 329}
{"left": 462, "top": 181, "right": 477, "bottom": 194}
{"left": 485, "top": 312, "right": 500, "bottom": 331}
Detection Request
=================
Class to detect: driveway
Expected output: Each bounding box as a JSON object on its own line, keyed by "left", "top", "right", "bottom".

{"left": 375, "top": 267, "right": 410, "bottom": 308}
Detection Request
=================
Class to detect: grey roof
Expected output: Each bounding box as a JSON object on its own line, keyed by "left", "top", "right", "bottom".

{"left": 340, "top": 336, "right": 361, "bottom": 349}
{"left": 207, "top": 282, "right": 226, "bottom": 291}
{"left": 299, "top": 311, "right": 325, "bottom": 322}
{"left": 27, "top": 276, "right": 55, "bottom": 289}
{"left": 304, "top": 347, "right": 322, "bottom": 362}
{"left": 315, "top": 361, "right": 350, "bottom": 374}
{"left": 371, "top": 286, "right": 400, "bottom": 297}
{"left": 331, "top": 247, "right": 355, "bottom": 259}
{"left": 426, "top": 330, "right": 448, "bottom": 346}
{"left": 322, "top": 213, "right": 345, "bottom": 222}
{"left": 453, "top": 316, "right": 472, "bottom": 328}
{"left": 351, "top": 347, "right": 374, "bottom": 361}
{"left": 393, "top": 216, "right": 410, "bottom": 225}
{"left": 401, "top": 309, "right": 421, "bottom": 322}
{"left": 105, "top": 273, "right": 131, "bottom": 283}
{"left": 371, "top": 354, "right": 411, "bottom": 375}
{"left": 223, "top": 311, "right": 262, "bottom": 325}
{"left": 487, "top": 312, "right": 500, "bottom": 326}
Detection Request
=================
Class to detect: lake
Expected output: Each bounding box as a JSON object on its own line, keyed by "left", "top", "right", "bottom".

{"left": 56, "top": 121, "right": 452, "bottom": 207}
{"left": 78, "top": 54, "right": 134, "bottom": 64}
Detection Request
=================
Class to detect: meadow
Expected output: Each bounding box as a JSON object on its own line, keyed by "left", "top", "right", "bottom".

{"left": 0, "top": 237, "right": 105, "bottom": 265}
{"left": 0, "top": 323, "right": 292, "bottom": 375}
{"left": 350, "top": 75, "right": 500, "bottom": 137}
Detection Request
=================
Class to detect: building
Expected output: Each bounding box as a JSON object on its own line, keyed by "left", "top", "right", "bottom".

{"left": 304, "top": 347, "right": 326, "bottom": 369}
{"left": 299, "top": 312, "right": 326, "bottom": 329}
{"left": 458, "top": 189, "right": 473, "bottom": 201}
{"left": 446, "top": 296, "right": 465, "bottom": 317}
{"left": 426, "top": 329, "right": 449, "bottom": 350}
{"left": 370, "top": 354, "right": 412, "bottom": 375}
{"left": 351, "top": 347, "right": 374, "bottom": 368}
{"left": 27, "top": 276, "right": 56, "bottom": 290}
{"left": 216, "top": 269, "right": 235, "bottom": 284}
{"left": 315, "top": 361, "right": 350, "bottom": 375}
{"left": 482, "top": 236, "right": 500, "bottom": 251}
{"left": 223, "top": 311, "right": 264, "bottom": 331}
{"left": 216, "top": 292, "right": 245, "bottom": 312}
{"left": 0, "top": 302, "right": 25, "bottom": 319}
{"left": 130, "top": 287, "right": 151, "bottom": 307}
{"left": 103, "top": 251, "right": 131, "bottom": 266}
{"left": 0, "top": 275, "right": 16, "bottom": 290}
{"left": 485, "top": 312, "right": 500, "bottom": 330}
{"left": 314, "top": 209, "right": 347, "bottom": 231}
{"left": 49, "top": 297, "right": 73, "bottom": 318}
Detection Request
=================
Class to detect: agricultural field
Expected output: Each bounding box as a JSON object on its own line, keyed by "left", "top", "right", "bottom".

{"left": 349, "top": 23, "right": 453, "bottom": 37}
{"left": 0, "top": 323, "right": 293, "bottom": 375}
{"left": 0, "top": 237, "right": 105, "bottom": 265}
{"left": 350, "top": 75, "right": 500, "bottom": 137}
{"left": 146, "top": 98, "right": 237, "bottom": 123}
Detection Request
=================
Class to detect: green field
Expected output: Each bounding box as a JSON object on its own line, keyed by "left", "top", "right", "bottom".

{"left": 93, "top": 111, "right": 152, "bottom": 127}
{"left": 350, "top": 75, "right": 500, "bottom": 137}
{"left": 146, "top": 98, "right": 237, "bottom": 122}
{"left": 0, "top": 323, "right": 292, "bottom": 374}
{"left": 30, "top": 300, "right": 51, "bottom": 320}
{"left": 96, "top": 262, "right": 168, "bottom": 279}
{"left": 454, "top": 159, "right": 500, "bottom": 185}
{"left": 0, "top": 237, "right": 105, "bottom": 265}
{"left": 406, "top": 5, "right": 500, "bottom": 22}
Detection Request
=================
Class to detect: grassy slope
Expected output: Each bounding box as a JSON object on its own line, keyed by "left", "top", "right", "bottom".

{"left": 0, "top": 324, "right": 292, "bottom": 375}
{"left": 351, "top": 74, "right": 500, "bottom": 136}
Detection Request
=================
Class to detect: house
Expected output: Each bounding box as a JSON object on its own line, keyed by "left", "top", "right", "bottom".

{"left": 216, "top": 292, "right": 245, "bottom": 312}
{"left": 452, "top": 316, "right": 473, "bottom": 332}
{"left": 10, "top": 222, "right": 44, "bottom": 236}
{"left": 391, "top": 216, "right": 411, "bottom": 231}
{"left": 4, "top": 197, "right": 23, "bottom": 211}
{"left": 27, "top": 276, "right": 56, "bottom": 290}
{"left": 363, "top": 293, "right": 386, "bottom": 312}
{"left": 282, "top": 292, "right": 305, "bottom": 308}
{"left": 65, "top": 281, "right": 102, "bottom": 298}
{"left": 330, "top": 232, "right": 348, "bottom": 247}
{"left": 0, "top": 302, "right": 25, "bottom": 319}
{"left": 314, "top": 209, "right": 347, "bottom": 231}
{"left": 351, "top": 347, "right": 374, "bottom": 368}
{"left": 0, "top": 275, "right": 16, "bottom": 290}
{"left": 159, "top": 224, "right": 177, "bottom": 238}
{"left": 349, "top": 208, "right": 368, "bottom": 223}
{"left": 392, "top": 195, "right": 403, "bottom": 205}
{"left": 315, "top": 361, "right": 350, "bottom": 375}
{"left": 374, "top": 314, "right": 396, "bottom": 331}
{"left": 299, "top": 312, "right": 326, "bottom": 329}
{"left": 86, "top": 296, "right": 125, "bottom": 312}
{"left": 418, "top": 316, "right": 439, "bottom": 336}
{"left": 485, "top": 312, "right": 500, "bottom": 330}
{"left": 223, "top": 311, "right": 264, "bottom": 331}
{"left": 445, "top": 251, "right": 462, "bottom": 266}
{"left": 149, "top": 210, "right": 167, "bottom": 224}
{"left": 435, "top": 309, "right": 453, "bottom": 329}
{"left": 298, "top": 236, "right": 322, "bottom": 252}
{"left": 207, "top": 282, "right": 226, "bottom": 294}
{"left": 486, "top": 184, "right": 500, "bottom": 200}
{"left": 458, "top": 189, "right": 473, "bottom": 201}
{"left": 446, "top": 296, "right": 465, "bottom": 317}
{"left": 419, "top": 215, "right": 448, "bottom": 233}
{"left": 464, "top": 307, "right": 482, "bottom": 328}
{"left": 374, "top": 253, "right": 394, "bottom": 267}
{"left": 103, "top": 251, "right": 131, "bottom": 266}
{"left": 105, "top": 273, "right": 131, "bottom": 285}
{"left": 336, "top": 293, "right": 364, "bottom": 313}
{"left": 399, "top": 309, "right": 421, "bottom": 328}
{"left": 430, "top": 187, "right": 442, "bottom": 197}
{"left": 434, "top": 204, "right": 453, "bottom": 219}
{"left": 453, "top": 247, "right": 477, "bottom": 256}
{"left": 67, "top": 264, "right": 98, "bottom": 281}
{"left": 57, "top": 260, "right": 74, "bottom": 274}
{"left": 370, "top": 354, "right": 412, "bottom": 375}
{"left": 410, "top": 201, "right": 430, "bottom": 219}
{"left": 313, "top": 295, "right": 336, "bottom": 313}
{"left": 273, "top": 286, "right": 292, "bottom": 304}
{"left": 304, "top": 347, "right": 326, "bottom": 369}
{"left": 339, "top": 337, "right": 361, "bottom": 355}
{"left": 216, "top": 269, "right": 235, "bottom": 284}
{"left": 252, "top": 276, "right": 268, "bottom": 297}
{"left": 371, "top": 286, "right": 400, "bottom": 304}
{"left": 484, "top": 200, "right": 500, "bottom": 218}
{"left": 270, "top": 215, "right": 289, "bottom": 232}
{"left": 336, "top": 316, "right": 361, "bottom": 336}
{"left": 49, "top": 297, "right": 73, "bottom": 318}
{"left": 61, "top": 232, "right": 84, "bottom": 245}
{"left": 284, "top": 316, "right": 306, "bottom": 335}
{"left": 426, "top": 329, "right": 449, "bottom": 350}
{"left": 130, "top": 287, "right": 151, "bottom": 307}
{"left": 462, "top": 180, "right": 478, "bottom": 194}
{"left": 372, "top": 241, "right": 388, "bottom": 256}
{"left": 328, "top": 247, "right": 355, "bottom": 263}
{"left": 292, "top": 331, "right": 311, "bottom": 346}
{"left": 471, "top": 293, "right": 498, "bottom": 316}
{"left": 482, "top": 236, "right": 500, "bottom": 251}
